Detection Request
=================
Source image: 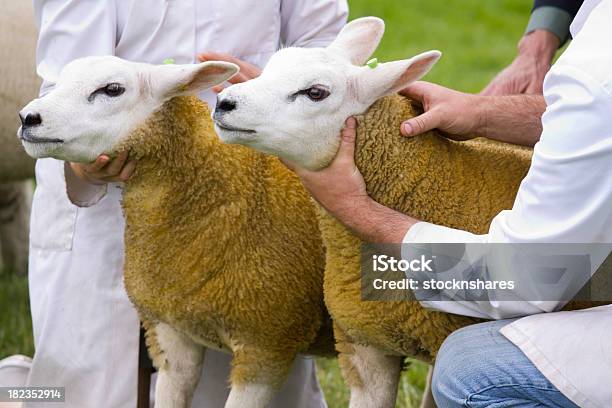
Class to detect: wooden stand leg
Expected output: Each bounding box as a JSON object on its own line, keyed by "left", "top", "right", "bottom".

{"left": 137, "top": 326, "right": 153, "bottom": 408}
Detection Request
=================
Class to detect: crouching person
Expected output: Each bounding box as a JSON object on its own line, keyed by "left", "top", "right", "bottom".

{"left": 286, "top": 2, "right": 611, "bottom": 408}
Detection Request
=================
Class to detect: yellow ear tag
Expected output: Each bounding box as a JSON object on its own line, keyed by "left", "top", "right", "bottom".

{"left": 366, "top": 58, "right": 379, "bottom": 69}
{"left": 163, "top": 58, "right": 175, "bottom": 65}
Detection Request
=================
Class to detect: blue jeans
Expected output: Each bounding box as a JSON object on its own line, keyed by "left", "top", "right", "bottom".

{"left": 432, "top": 320, "right": 579, "bottom": 408}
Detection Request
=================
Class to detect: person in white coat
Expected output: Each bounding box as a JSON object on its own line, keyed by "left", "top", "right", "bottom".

{"left": 289, "top": 0, "right": 612, "bottom": 407}
{"left": 25, "top": 1, "right": 347, "bottom": 407}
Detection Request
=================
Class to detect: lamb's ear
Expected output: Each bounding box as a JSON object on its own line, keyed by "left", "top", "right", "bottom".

{"left": 327, "top": 17, "right": 385, "bottom": 65}
{"left": 151, "top": 61, "right": 239, "bottom": 100}
{"left": 355, "top": 50, "right": 441, "bottom": 103}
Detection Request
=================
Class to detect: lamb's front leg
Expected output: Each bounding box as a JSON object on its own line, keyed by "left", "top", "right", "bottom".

{"left": 151, "top": 322, "right": 205, "bottom": 408}
{"left": 420, "top": 365, "right": 437, "bottom": 408}
{"left": 225, "top": 347, "right": 293, "bottom": 408}
{"left": 225, "top": 383, "right": 275, "bottom": 408}
{"left": 338, "top": 339, "right": 402, "bottom": 408}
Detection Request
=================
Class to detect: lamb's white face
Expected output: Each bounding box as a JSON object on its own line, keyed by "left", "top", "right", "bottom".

{"left": 214, "top": 17, "right": 441, "bottom": 170}
{"left": 18, "top": 56, "right": 238, "bottom": 162}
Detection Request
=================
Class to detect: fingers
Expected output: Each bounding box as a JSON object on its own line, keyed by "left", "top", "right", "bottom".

{"left": 76, "top": 151, "right": 135, "bottom": 184}
{"left": 85, "top": 155, "right": 110, "bottom": 172}
{"left": 227, "top": 73, "right": 249, "bottom": 84}
{"left": 222, "top": 73, "right": 248, "bottom": 86}
{"left": 104, "top": 151, "right": 129, "bottom": 177}
{"left": 198, "top": 52, "right": 239, "bottom": 64}
{"left": 211, "top": 72, "right": 249, "bottom": 92}
{"left": 336, "top": 117, "right": 357, "bottom": 162}
{"left": 399, "top": 81, "right": 437, "bottom": 102}
{"left": 479, "top": 77, "right": 503, "bottom": 96}
{"left": 399, "top": 81, "right": 447, "bottom": 136}
{"left": 401, "top": 110, "right": 440, "bottom": 137}
{"left": 118, "top": 160, "right": 137, "bottom": 182}
{"left": 480, "top": 73, "right": 526, "bottom": 96}
{"left": 525, "top": 81, "right": 544, "bottom": 95}
{"left": 479, "top": 84, "right": 496, "bottom": 96}
{"left": 480, "top": 81, "right": 511, "bottom": 96}
{"left": 200, "top": 51, "right": 262, "bottom": 81}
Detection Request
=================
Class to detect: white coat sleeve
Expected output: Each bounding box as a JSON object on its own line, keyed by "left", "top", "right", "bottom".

{"left": 280, "top": 0, "right": 348, "bottom": 48}
{"left": 34, "top": 0, "right": 117, "bottom": 207}
{"left": 402, "top": 1, "right": 612, "bottom": 320}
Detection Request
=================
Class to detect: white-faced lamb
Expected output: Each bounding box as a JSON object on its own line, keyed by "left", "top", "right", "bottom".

{"left": 18, "top": 56, "right": 334, "bottom": 408}
{"left": 214, "top": 17, "right": 536, "bottom": 408}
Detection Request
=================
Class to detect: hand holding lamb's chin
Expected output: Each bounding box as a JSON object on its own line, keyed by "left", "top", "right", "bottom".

{"left": 69, "top": 151, "right": 136, "bottom": 185}
{"left": 289, "top": 117, "right": 369, "bottom": 213}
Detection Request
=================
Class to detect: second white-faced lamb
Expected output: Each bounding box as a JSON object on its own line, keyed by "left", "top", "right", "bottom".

{"left": 213, "top": 16, "right": 534, "bottom": 408}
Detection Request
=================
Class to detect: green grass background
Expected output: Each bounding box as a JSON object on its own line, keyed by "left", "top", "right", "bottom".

{"left": 1, "top": 1, "right": 533, "bottom": 406}
{"left": 349, "top": 0, "right": 533, "bottom": 92}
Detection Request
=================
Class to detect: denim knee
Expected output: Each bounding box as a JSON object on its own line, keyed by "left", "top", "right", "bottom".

{"left": 430, "top": 320, "right": 579, "bottom": 408}
{"left": 431, "top": 324, "right": 482, "bottom": 407}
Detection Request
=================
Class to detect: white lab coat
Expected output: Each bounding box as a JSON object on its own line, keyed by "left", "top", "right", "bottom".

{"left": 26, "top": 1, "right": 347, "bottom": 407}
{"left": 403, "top": 1, "right": 612, "bottom": 406}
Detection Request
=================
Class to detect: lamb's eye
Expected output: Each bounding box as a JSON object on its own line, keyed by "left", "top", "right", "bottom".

{"left": 299, "top": 86, "right": 330, "bottom": 102}
{"left": 103, "top": 83, "right": 125, "bottom": 97}
{"left": 88, "top": 83, "right": 126, "bottom": 102}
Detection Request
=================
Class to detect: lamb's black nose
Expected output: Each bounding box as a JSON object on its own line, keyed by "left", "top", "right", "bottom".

{"left": 20, "top": 112, "right": 42, "bottom": 128}
{"left": 216, "top": 98, "right": 237, "bottom": 113}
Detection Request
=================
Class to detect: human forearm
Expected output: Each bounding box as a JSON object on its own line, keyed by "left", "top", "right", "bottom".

{"left": 519, "top": 29, "right": 560, "bottom": 61}
{"left": 327, "top": 196, "right": 418, "bottom": 244}
{"left": 475, "top": 94, "right": 546, "bottom": 146}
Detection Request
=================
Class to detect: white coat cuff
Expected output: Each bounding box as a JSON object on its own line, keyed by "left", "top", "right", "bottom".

{"left": 402, "top": 221, "right": 478, "bottom": 244}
